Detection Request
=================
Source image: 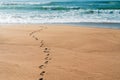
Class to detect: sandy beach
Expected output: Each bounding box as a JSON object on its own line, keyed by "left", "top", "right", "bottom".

{"left": 0, "top": 24, "right": 120, "bottom": 80}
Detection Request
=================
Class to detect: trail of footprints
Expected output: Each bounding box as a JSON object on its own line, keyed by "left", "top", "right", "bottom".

{"left": 29, "top": 26, "right": 52, "bottom": 80}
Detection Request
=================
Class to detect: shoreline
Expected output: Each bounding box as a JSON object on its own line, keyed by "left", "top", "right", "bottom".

{"left": 0, "top": 22, "right": 120, "bottom": 29}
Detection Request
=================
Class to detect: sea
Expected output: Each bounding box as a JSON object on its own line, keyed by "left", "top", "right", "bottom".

{"left": 0, "top": 0, "right": 120, "bottom": 28}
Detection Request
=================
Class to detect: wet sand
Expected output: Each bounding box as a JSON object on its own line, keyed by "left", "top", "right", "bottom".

{"left": 0, "top": 24, "right": 120, "bottom": 80}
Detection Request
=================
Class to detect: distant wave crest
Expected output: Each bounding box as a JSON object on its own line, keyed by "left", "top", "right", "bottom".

{"left": 0, "top": 1, "right": 51, "bottom": 5}
{"left": 0, "top": 1, "right": 120, "bottom": 10}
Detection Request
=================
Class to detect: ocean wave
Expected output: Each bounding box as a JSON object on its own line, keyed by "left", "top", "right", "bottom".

{"left": 0, "top": 6, "right": 120, "bottom": 11}
{"left": 0, "top": 1, "right": 51, "bottom": 5}
{"left": 0, "top": 6, "right": 82, "bottom": 10}
{"left": 0, "top": 1, "right": 120, "bottom": 24}
{"left": 0, "top": 1, "right": 120, "bottom": 10}
{"left": 0, "top": 9, "right": 120, "bottom": 24}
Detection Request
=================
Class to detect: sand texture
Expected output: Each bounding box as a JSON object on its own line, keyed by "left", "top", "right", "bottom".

{"left": 0, "top": 24, "right": 120, "bottom": 80}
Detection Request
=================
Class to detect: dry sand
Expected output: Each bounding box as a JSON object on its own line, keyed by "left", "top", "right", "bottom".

{"left": 0, "top": 24, "right": 120, "bottom": 80}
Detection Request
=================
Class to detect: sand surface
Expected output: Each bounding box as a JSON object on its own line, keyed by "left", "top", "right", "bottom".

{"left": 0, "top": 24, "right": 120, "bottom": 80}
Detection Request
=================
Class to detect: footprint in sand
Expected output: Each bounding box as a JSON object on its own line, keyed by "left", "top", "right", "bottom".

{"left": 29, "top": 31, "right": 35, "bottom": 36}
{"left": 43, "top": 50, "right": 49, "bottom": 53}
{"left": 35, "top": 37, "right": 39, "bottom": 40}
{"left": 40, "top": 71, "right": 45, "bottom": 76}
{"left": 29, "top": 33, "right": 32, "bottom": 36}
{"left": 39, "top": 26, "right": 44, "bottom": 28}
{"left": 29, "top": 26, "right": 46, "bottom": 36}
{"left": 39, "top": 26, "right": 47, "bottom": 29}
{"left": 38, "top": 29, "right": 43, "bottom": 32}
{"left": 44, "top": 61, "right": 49, "bottom": 64}
{"left": 32, "top": 35, "right": 35, "bottom": 38}
{"left": 48, "top": 58, "right": 52, "bottom": 60}
{"left": 40, "top": 40, "right": 44, "bottom": 43}
{"left": 39, "top": 65, "right": 44, "bottom": 69}
{"left": 45, "top": 48, "right": 48, "bottom": 50}
{"left": 40, "top": 43, "right": 44, "bottom": 47}
{"left": 31, "top": 34, "right": 38, "bottom": 40}
{"left": 39, "top": 78, "right": 43, "bottom": 80}
{"left": 46, "top": 54, "right": 50, "bottom": 56}
{"left": 43, "top": 48, "right": 50, "bottom": 53}
{"left": 44, "top": 57, "right": 49, "bottom": 60}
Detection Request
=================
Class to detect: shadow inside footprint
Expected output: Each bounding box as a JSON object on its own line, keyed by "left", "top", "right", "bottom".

{"left": 46, "top": 54, "right": 50, "bottom": 56}
{"left": 45, "top": 57, "right": 49, "bottom": 60}
{"left": 43, "top": 49, "right": 49, "bottom": 53}
{"left": 45, "top": 57, "right": 52, "bottom": 60}
{"left": 44, "top": 61, "right": 48, "bottom": 64}
{"left": 43, "top": 48, "right": 50, "bottom": 53}
{"left": 40, "top": 40, "right": 44, "bottom": 43}
{"left": 39, "top": 78, "right": 43, "bottom": 80}
{"left": 40, "top": 71, "right": 45, "bottom": 76}
{"left": 39, "top": 65, "right": 44, "bottom": 69}
{"left": 35, "top": 37, "right": 38, "bottom": 40}
{"left": 45, "top": 48, "right": 48, "bottom": 50}
{"left": 40, "top": 43, "right": 44, "bottom": 47}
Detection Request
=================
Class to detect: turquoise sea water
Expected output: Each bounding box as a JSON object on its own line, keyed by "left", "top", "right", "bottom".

{"left": 0, "top": 0, "right": 120, "bottom": 24}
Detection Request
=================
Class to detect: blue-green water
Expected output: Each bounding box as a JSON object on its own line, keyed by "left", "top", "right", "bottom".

{"left": 0, "top": 0, "right": 120, "bottom": 24}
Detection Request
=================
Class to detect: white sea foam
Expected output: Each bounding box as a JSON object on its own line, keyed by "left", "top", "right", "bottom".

{"left": 0, "top": 10, "right": 120, "bottom": 24}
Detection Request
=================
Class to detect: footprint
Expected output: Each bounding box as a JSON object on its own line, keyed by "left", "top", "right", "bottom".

{"left": 38, "top": 29, "right": 43, "bottom": 32}
{"left": 39, "top": 26, "right": 44, "bottom": 28}
{"left": 48, "top": 58, "right": 52, "bottom": 60}
{"left": 45, "top": 57, "right": 52, "bottom": 60}
{"left": 40, "top": 71, "right": 45, "bottom": 76}
{"left": 43, "top": 48, "right": 51, "bottom": 53}
{"left": 35, "top": 37, "right": 38, "bottom": 40}
{"left": 39, "top": 65, "right": 44, "bottom": 69}
{"left": 43, "top": 50, "right": 49, "bottom": 53}
{"left": 39, "top": 78, "right": 43, "bottom": 80}
{"left": 40, "top": 40, "right": 44, "bottom": 43}
{"left": 44, "top": 57, "right": 49, "bottom": 60}
{"left": 29, "top": 33, "right": 32, "bottom": 36}
{"left": 44, "top": 61, "right": 49, "bottom": 64}
{"left": 46, "top": 54, "right": 50, "bottom": 56}
{"left": 44, "top": 48, "right": 48, "bottom": 50}
{"left": 29, "top": 31, "right": 36, "bottom": 36}
{"left": 40, "top": 43, "right": 44, "bottom": 47}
